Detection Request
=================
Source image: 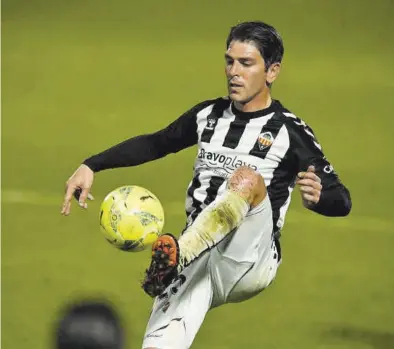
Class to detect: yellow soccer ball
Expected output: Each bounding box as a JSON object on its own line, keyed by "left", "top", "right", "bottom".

{"left": 99, "top": 185, "right": 165, "bottom": 252}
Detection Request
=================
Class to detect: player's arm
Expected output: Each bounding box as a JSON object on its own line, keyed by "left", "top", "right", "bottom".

{"left": 61, "top": 100, "right": 214, "bottom": 215}
{"left": 286, "top": 117, "right": 352, "bottom": 217}
{"left": 83, "top": 105, "right": 201, "bottom": 172}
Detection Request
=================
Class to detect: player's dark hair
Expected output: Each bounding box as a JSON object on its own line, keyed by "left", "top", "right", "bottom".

{"left": 55, "top": 299, "right": 124, "bottom": 349}
{"left": 226, "top": 21, "right": 284, "bottom": 72}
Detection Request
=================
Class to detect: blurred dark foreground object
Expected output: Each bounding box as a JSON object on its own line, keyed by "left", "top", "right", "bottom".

{"left": 55, "top": 299, "right": 125, "bottom": 349}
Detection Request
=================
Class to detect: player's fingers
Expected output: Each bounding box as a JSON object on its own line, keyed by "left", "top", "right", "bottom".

{"left": 296, "top": 178, "right": 318, "bottom": 186}
{"left": 297, "top": 179, "right": 322, "bottom": 190}
{"left": 302, "top": 193, "right": 317, "bottom": 203}
{"left": 307, "top": 165, "right": 316, "bottom": 173}
{"left": 303, "top": 171, "right": 318, "bottom": 179}
{"left": 298, "top": 165, "right": 314, "bottom": 177}
{"left": 302, "top": 171, "right": 321, "bottom": 183}
{"left": 304, "top": 189, "right": 321, "bottom": 201}
{"left": 61, "top": 196, "right": 72, "bottom": 215}
{"left": 77, "top": 188, "right": 91, "bottom": 209}
{"left": 62, "top": 185, "right": 76, "bottom": 215}
{"left": 296, "top": 178, "right": 311, "bottom": 186}
{"left": 302, "top": 189, "right": 320, "bottom": 202}
{"left": 73, "top": 188, "right": 93, "bottom": 202}
{"left": 300, "top": 186, "right": 316, "bottom": 194}
{"left": 63, "top": 201, "right": 72, "bottom": 216}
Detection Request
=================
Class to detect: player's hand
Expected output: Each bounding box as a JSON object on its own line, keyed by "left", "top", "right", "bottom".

{"left": 296, "top": 165, "right": 322, "bottom": 208}
{"left": 61, "top": 164, "right": 95, "bottom": 216}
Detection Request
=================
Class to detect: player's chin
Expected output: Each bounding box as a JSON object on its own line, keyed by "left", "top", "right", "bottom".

{"left": 228, "top": 91, "right": 245, "bottom": 102}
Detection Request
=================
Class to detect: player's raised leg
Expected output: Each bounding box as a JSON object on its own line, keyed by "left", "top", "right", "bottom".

{"left": 142, "top": 166, "right": 267, "bottom": 298}
{"left": 179, "top": 166, "right": 266, "bottom": 266}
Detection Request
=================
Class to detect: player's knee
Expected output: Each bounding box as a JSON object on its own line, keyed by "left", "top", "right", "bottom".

{"left": 227, "top": 166, "right": 266, "bottom": 207}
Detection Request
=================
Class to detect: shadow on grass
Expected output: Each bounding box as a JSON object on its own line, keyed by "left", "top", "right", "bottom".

{"left": 322, "top": 326, "right": 394, "bottom": 349}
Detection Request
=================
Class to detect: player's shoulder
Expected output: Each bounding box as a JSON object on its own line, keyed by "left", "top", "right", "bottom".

{"left": 274, "top": 100, "right": 316, "bottom": 135}
{"left": 273, "top": 100, "right": 308, "bottom": 125}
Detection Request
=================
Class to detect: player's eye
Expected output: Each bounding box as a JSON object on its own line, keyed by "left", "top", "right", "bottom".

{"left": 240, "top": 60, "right": 252, "bottom": 67}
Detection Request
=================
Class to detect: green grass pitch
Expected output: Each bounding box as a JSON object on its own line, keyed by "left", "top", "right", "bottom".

{"left": 2, "top": 0, "right": 394, "bottom": 348}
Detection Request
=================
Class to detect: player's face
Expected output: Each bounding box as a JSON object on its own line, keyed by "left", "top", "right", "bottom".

{"left": 225, "top": 40, "right": 279, "bottom": 106}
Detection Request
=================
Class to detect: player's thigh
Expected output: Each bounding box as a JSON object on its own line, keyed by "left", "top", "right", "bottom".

{"left": 226, "top": 237, "right": 280, "bottom": 304}
{"left": 142, "top": 253, "right": 212, "bottom": 349}
{"left": 209, "top": 195, "right": 275, "bottom": 305}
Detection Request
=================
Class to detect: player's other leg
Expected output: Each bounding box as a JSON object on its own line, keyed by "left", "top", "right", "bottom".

{"left": 143, "top": 166, "right": 268, "bottom": 298}
{"left": 142, "top": 253, "right": 212, "bottom": 349}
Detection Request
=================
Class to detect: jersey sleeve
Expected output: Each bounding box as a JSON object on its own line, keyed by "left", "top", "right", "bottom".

{"left": 285, "top": 116, "right": 352, "bottom": 217}
{"left": 83, "top": 100, "right": 214, "bottom": 172}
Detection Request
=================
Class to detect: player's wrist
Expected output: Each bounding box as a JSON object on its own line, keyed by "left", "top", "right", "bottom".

{"left": 82, "top": 158, "right": 99, "bottom": 173}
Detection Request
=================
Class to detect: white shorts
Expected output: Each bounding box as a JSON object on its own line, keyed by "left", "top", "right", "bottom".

{"left": 142, "top": 195, "right": 280, "bottom": 349}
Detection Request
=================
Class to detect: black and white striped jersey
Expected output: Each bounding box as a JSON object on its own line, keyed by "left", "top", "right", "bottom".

{"left": 85, "top": 96, "right": 351, "bottom": 239}
{"left": 179, "top": 96, "right": 337, "bottom": 236}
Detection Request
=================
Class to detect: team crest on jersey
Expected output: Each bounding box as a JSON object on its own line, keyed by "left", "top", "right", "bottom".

{"left": 206, "top": 118, "right": 217, "bottom": 130}
{"left": 257, "top": 132, "right": 274, "bottom": 150}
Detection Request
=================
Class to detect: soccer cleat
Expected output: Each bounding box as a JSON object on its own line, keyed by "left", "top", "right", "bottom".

{"left": 142, "top": 234, "right": 180, "bottom": 298}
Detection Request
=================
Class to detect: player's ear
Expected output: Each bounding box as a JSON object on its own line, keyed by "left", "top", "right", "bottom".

{"left": 266, "top": 62, "right": 281, "bottom": 85}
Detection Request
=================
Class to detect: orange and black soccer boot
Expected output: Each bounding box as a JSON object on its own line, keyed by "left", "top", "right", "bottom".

{"left": 142, "top": 234, "right": 180, "bottom": 298}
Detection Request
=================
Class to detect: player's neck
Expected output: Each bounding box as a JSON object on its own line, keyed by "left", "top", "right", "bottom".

{"left": 233, "top": 91, "right": 272, "bottom": 113}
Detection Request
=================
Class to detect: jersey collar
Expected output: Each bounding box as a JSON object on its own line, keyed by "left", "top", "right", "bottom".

{"left": 230, "top": 99, "right": 282, "bottom": 119}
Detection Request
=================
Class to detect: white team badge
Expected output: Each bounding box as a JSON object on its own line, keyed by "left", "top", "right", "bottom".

{"left": 206, "top": 118, "right": 217, "bottom": 130}
{"left": 257, "top": 132, "right": 274, "bottom": 150}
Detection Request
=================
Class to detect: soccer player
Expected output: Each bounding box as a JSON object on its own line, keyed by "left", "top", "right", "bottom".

{"left": 55, "top": 299, "right": 124, "bottom": 349}
{"left": 62, "top": 21, "right": 351, "bottom": 349}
